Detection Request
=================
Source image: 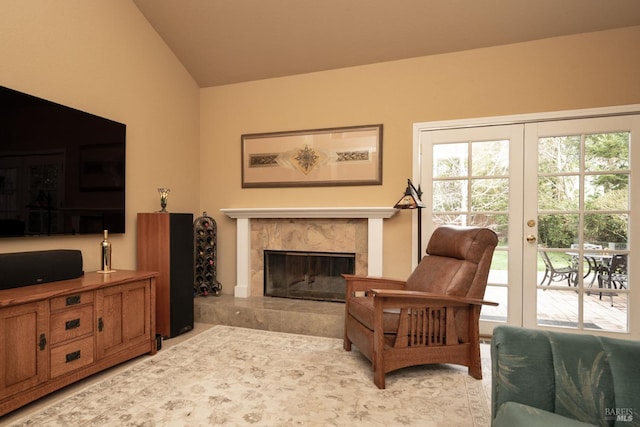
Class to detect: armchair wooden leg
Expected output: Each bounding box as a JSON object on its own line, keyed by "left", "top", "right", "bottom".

{"left": 468, "top": 306, "right": 483, "bottom": 380}
{"left": 373, "top": 357, "right": 385, "bottom": 389}
{"left": 344, "top": 335, "right": 352, "bottom": 351}
{"left": 343, "top": 314, "right": 351, "bottom": 351}
{"left": 373, "top": 304, "right": 386, "bottom": 388}
{"left": 467, "top": 341, "right": 483, "bottom": 379}
{"left": 468, "top": 359, "right": 482, "bottom": 380}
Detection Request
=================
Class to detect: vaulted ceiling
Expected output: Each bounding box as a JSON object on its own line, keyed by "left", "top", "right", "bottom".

{"left": 133, "top": 0, "right": 640, "bottom": 87}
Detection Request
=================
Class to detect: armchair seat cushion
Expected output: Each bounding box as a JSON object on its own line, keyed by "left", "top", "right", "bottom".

{"left": 348, "top": 295, "right": 402, "bottom": 333}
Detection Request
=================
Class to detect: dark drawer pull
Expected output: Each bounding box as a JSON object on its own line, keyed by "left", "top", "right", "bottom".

{"left": 66, "top": 295, "right": 81, "bottom": 306}
{"left": 65, "top": 318, "right": 81, "bottom": 330}
{"left": 65, "top": 350, "right": 81, "bottom": 363}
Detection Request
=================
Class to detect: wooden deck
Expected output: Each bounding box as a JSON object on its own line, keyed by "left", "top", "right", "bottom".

{"left": 482, "top": 269, "right": 627, "bottom": 333}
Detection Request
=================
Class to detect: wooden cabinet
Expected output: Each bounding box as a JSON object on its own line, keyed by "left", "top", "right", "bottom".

{"left": 96, "top": 280, "right": 151, "bottom": 359}
{"left": 0, "top": 270, "right": 157, "bottom": 416}
{"left": 0, "top": 301, "right": 49, "bottom": 401}
{"left": 137, "top": 213, "right": 194, "bottom": 338}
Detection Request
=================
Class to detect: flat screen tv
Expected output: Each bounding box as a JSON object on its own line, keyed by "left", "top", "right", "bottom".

{"left": 0, "top": 86, "right": 126, "bottom": 237}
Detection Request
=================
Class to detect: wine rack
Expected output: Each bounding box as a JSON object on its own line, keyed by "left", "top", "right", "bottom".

{"left": 193, "top": 212, "right": 222, "bottom": 296}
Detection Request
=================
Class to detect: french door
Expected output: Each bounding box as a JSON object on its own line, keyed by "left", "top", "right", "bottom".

{"left": 416, "top": 109, "right": 639, "bottom": 338}
{"left": 523, "top": 116, "right": 635, "bottom": 334}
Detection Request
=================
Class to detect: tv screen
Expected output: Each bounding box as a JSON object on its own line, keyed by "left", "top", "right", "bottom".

{"left": 0, "top": 86, "right": 126, "bottom": 237}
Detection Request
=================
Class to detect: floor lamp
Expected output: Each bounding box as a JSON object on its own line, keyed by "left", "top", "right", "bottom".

{"left": 393, "top": 179, "right": 426, "bottom": 265}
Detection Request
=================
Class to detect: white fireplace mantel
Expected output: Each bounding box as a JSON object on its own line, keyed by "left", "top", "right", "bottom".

{"left": 221, "top": 207, "right": 397, "bottom": 297}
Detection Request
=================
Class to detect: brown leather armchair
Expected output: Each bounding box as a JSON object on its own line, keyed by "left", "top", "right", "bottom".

{"left": 343, "top": 225, "right": 498, "bottom": 389}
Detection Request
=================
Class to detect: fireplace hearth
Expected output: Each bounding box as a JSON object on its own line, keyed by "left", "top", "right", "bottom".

{"left": 264, "top": 250, "right": 355, "bottom": 302}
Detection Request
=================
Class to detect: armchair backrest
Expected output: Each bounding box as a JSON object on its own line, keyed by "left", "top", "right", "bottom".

{"left": 405, "top": 226, "right": 498, "bottom": 299}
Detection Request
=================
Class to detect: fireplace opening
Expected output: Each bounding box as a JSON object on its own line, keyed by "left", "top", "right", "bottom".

{"left": 264, "top": 250, "right": 355, "bottom": 302}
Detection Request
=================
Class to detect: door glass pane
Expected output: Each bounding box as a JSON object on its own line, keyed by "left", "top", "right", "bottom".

{"left": 583, "top": 292, "right": 628, "bottom": 332}
{"left": 584, "top": 213, "right": 629, "bottom": 249}
{"left": 471, "top": 140, "right": 509, "bottom": 175}
{"left": 585, "top": 175, "right": 629, "bottom": 210}
{"left": 584, "top": 132, "right": 630, "bottom": 171}
{"left": 483, "top": 252, "right": 509, "bottom": 322}
{"left": 433, "top": 143, "right": 467, "bottom": 177}
{"left": 483, "top": 286, "right": 507, "bottom": 321}
{"left": 473, "top": 213, "right": 509, "bottom": 243}
{"left": 537, "top": 176, "right": 580, "bottom": 210}
{"left": 471, "top": 179, "right": 509, "bottom": 211}
{"left": 432, "top": 180, "right": 466, "bottom": 212}
{"left": 538, "top": 136, "right": 580, "bottom": 173}
{"left": 538, "top": 214, "right": 579, "bottom": 249}
{"left": 537, "top": 289, "right": 579, "bottom": 328}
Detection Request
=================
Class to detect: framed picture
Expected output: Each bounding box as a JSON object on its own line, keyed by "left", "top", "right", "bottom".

{"left": 241, "top": 124, "right": 382, "bottom": 188}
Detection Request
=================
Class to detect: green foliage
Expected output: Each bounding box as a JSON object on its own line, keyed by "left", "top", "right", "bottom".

{"left": 539, "top": 214, "right": 578, "bottom": 248}
{"left": 583, "top": 212, "right": 628, "bottom": 245}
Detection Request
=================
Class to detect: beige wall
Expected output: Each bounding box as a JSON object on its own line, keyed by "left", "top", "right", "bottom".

{"left": 201, "top": 26, "right": 640, "bottom": 293}
{"left": 1, "top": 2, "right": 638, "bottom": 293}
{"left": 0, "top": 1, "right": 200, "bottom": 270}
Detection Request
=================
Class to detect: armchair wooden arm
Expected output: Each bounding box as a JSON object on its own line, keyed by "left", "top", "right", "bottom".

{"left": 342, "top": 274, "right": 405, "bottom": 297}
{"left": 369, "top": 288, "right": 499, "bottom": 307}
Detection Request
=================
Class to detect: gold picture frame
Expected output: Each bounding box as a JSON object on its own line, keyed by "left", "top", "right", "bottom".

{"left": 241, "top": 124, "right": 382, "bottom": 188}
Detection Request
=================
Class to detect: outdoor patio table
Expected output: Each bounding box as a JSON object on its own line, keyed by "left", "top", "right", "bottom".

{"left": 567, "top": 252, "right": 613, "bottom": 288}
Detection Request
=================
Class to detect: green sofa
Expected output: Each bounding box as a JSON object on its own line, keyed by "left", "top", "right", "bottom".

{"left": 491, "top": 326, "right": 640, "bottom": 427}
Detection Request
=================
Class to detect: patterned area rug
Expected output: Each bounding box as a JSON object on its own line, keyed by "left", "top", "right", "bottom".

{"left": 9, "top": 326, "right": 491, "bottom": 426}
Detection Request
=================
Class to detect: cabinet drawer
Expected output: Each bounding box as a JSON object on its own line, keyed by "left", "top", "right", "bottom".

{"left": 50, "top": 305, "right": 94, "bottom": 345}
{"left": 50, "top": 292, "right": 94, "bottom": 311}
{"left": 50, "top": 336, "right": 94, "bottom": 378}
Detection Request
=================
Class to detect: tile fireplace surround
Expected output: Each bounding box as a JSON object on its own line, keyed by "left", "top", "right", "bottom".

{"left": 221, "top": 208, "right": 397, "bottom": 298}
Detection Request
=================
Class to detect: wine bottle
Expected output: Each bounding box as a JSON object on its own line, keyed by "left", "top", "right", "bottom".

{"left": 99, "top": 230, "right": 113, "bottom": 272}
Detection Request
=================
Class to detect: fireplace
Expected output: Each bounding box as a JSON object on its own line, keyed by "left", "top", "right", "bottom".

{"left": 221, "top": 207, "right": 397, "bottom": 297}
{"left": 264, "top": 250, "right": 355, "bottom": 302}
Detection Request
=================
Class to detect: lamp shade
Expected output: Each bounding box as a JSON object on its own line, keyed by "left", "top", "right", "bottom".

{"left": 394, "top": 179, "right": 425, "bottom": 209}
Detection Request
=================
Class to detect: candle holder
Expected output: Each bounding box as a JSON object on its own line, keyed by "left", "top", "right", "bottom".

{"left": 158, "top": 188, "right": 170, "bottom": 212}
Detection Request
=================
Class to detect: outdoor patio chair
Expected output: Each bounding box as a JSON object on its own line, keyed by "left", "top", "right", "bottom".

{"left": 539, "top": 251, "right": 578, "bottom": 287}
{"left": 597, "top": 254, "right": 628, "bottom": 306}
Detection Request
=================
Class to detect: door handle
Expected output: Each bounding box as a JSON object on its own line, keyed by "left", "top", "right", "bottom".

{"left": 526, "top": 234, "right": 537, "bottom": 243}
{"left": 39, "top": 333, "right": 47, "bottom": 351}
